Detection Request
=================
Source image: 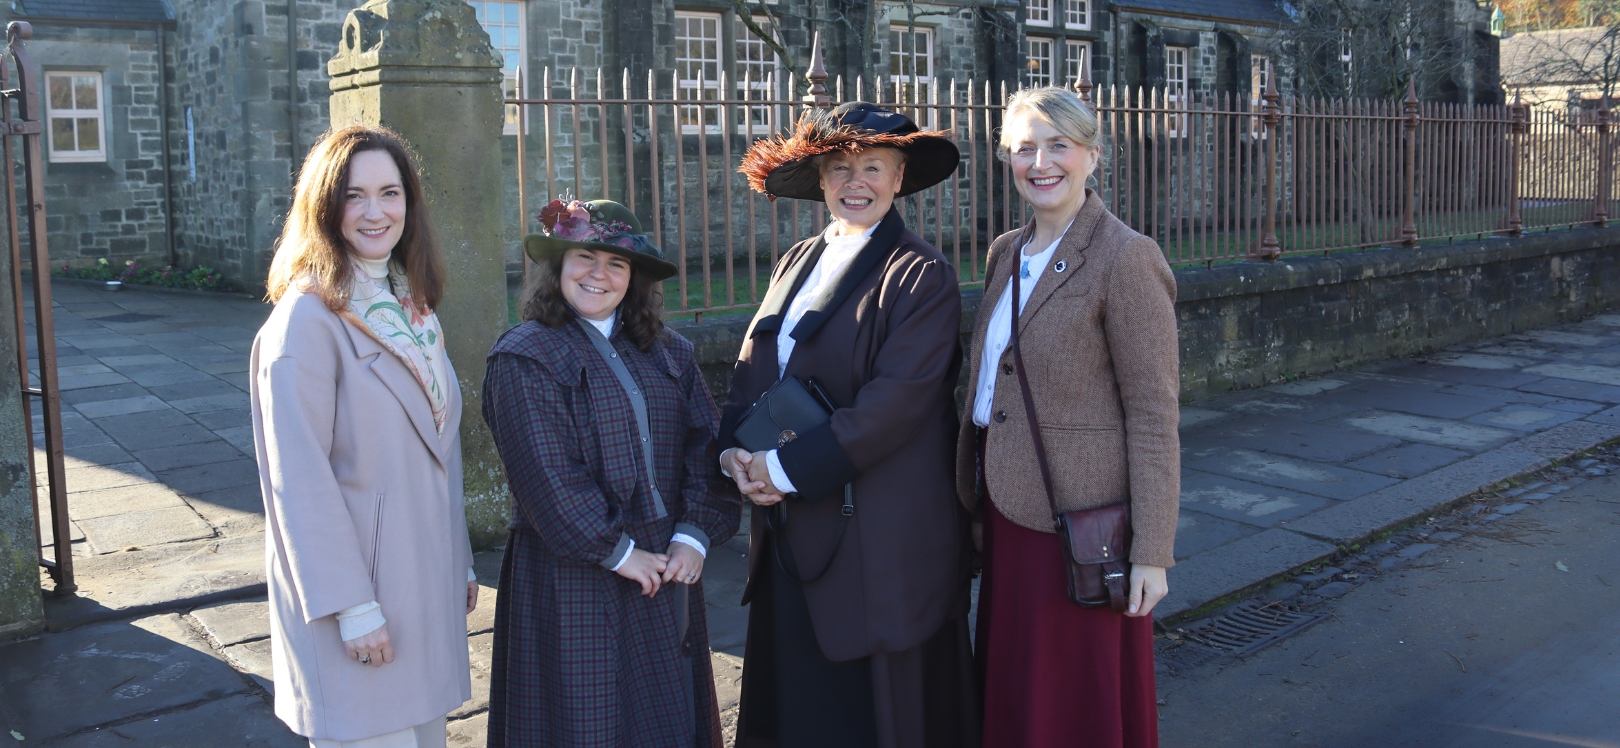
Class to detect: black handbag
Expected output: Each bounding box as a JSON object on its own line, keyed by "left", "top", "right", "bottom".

{"left": 1008, "top": 260, "right": 1132, "bottom": 613}
{"left": 732, "top": 376, "right": 852, "bottom": 585}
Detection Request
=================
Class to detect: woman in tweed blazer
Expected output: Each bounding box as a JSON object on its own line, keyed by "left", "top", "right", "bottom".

{"left": 481, "top": 199, "right": 740, "bottom": 748}
{"left": 957, "top": 88, "right": 1179, "bottom": 748}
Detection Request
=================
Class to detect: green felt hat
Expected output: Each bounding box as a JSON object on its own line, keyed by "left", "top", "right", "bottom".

{"left": 523, "top": 199, "right": 678, "bottom": 281}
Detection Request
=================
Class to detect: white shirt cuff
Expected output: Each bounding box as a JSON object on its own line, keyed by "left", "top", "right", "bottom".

{"left": 609, "top": 538, "right": 635, "bottom": 571}
{"left": 335, "top": 600, "right": 386, "bottom": 642}
{"left": 719, "top": 449, "right": 734, "bottom": 478}
{"left": 765, "top": 449, "right": 798, "bottom": 494}
{"left": 467, "top": 566, "right": 477, "bottom": 583}
{"left": 670, "top": 533, "right": 708, "bottom": 558}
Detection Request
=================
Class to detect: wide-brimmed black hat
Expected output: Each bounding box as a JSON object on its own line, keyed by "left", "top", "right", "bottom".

{"left": 739, "top": 102, "right": 960, "bottom": 202}
{"left": 523, "top": 199, "right": 678, "bottom": 281}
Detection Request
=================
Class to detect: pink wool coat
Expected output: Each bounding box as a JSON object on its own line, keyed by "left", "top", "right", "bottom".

{"left": 251, "top": 286, "right": 473, "bottom": 741}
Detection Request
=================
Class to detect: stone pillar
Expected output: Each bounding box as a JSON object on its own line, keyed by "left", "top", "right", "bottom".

{"left": 0, "top": 210, "right": 43, "bottom": 639}
{"left": 327, "top": 0, "right": 510, "bottom": 547}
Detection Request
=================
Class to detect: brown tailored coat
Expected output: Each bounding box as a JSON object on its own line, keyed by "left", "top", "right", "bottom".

{"left": 954, "top": 192, "right": 1181, "bottom": 568}
{"left": 720, "top": 207, "right": 969, "bottom": 662}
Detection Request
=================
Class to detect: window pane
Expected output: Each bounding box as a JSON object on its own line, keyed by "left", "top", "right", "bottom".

{"left": 50, "top": 118, "right": 74, "bottom": 151}
{"left": 503, "top": 2, "right": 518, "bottom": 24}
{"left": 76, "top": 118, "right": 100, "bottom": 151}
{"left": 49, "top": 76, "right": 70, "bottom": 110}
{"left": 73, "top": 76, "right": 96, "bottom": 109}
{"left": 472, "top": 2, "right": 484, "bottom": 23}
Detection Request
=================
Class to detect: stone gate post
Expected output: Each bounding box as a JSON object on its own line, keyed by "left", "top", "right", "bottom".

{"left": 327, "top": 0, "right": 510, "bottom": 546}
{"left": 0, "top": 200, "right": 43, "bottom": 639}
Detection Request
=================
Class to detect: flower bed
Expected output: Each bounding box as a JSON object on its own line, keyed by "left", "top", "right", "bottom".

{"left": 55, "top": 258, "right": 239, "bottom": 293}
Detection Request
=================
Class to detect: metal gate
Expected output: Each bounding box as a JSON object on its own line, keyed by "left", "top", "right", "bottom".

{"left": 3, "top": 21, "right": 73, "bottom": 595}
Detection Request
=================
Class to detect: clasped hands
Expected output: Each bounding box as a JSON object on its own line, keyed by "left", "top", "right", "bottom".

{"left": 720, "top": 448, "right": 786, "bottom": 506}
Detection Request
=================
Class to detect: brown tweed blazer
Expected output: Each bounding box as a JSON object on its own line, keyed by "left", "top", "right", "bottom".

{"left": 954, "top": 191, "right": 1180, "bottom": 568}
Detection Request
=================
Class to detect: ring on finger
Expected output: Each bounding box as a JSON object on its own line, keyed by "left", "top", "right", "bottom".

{"left": 358, "top": 654, "right": 371, "bottom": 664}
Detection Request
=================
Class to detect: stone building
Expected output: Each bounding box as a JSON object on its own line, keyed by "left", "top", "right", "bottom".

{"left": 0, "top": 0, "right": 1501, "bottom": 288}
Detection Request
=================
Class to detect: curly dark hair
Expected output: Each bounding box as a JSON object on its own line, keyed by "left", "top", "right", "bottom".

{"left": 519, "top": 252, "right": 666, "bottom": 351}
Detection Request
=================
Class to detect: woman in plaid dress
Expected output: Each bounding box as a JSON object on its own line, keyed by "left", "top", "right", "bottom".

{"left": 481, "top": 199, "right": 740, "bottom": 748}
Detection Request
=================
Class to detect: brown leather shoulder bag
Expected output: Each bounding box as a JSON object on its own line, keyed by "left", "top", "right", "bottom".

{"left": 1007, "top": 259, "right": 1132, "bottom": 613}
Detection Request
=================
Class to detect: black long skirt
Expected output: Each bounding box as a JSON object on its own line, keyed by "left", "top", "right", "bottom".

{"left": 735, "top": 533, "right": 980, "bottom": 748}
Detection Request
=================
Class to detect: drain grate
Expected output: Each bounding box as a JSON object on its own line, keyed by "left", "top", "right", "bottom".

{"left": 1156, "top": 601, "right": 1327, "bottom": 671}
{"left": 95, "top": 312, "right": 164, "bottom": 323}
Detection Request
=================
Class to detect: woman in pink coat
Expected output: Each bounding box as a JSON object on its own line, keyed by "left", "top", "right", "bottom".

{"left": 252, "top": 125, "right": 476, "bottom": 747}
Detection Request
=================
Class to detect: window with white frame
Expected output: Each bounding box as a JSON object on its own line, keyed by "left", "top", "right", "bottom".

{"left": 1250, "top": 53, "right": 1270, "bottom": 138}
{"left": 471, "top": 1, "right": 524, "bottom": 134}
{"left": 1165, "top": 46, "right": 1189, "bottom": 138}
{"left": 1025, "top": 0, "right": 1053, "bottom": 27}
{"left": 736, "top": 16, "right": 781, "bottom": 133}
{"left": 675, "top": 12, "right": 723, "bottom": 134}
{"left": 1339, "top": 31, "right": 1354, "bottom": 85}
{"left": 1065, "top": 0, "right": 1090, "bottom": 30}
{"left": 1065, "top": 40, "right": 1090, "bottom": 89}
{"left": 889, "top": 26, "right": 934, "bottom": 116}
{"left": 46, "top": 72, "right": 105, "bottom": 162}
{"left": 1026, "top": 36, "right": 1054, "bottom": 88}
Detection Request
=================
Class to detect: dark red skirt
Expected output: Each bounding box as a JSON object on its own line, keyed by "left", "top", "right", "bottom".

{"left": 975, "top": 497, "right": 1159, "bottom": 748}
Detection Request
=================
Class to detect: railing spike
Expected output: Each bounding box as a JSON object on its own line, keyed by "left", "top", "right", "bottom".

{"left": 805, "top": 31, "right": 830, "bottom": 107}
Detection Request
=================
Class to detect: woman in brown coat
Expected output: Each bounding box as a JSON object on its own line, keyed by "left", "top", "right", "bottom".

{"left": 724, "top": 102, "right": 979, "bottom": 748}
{"left": 957, "top": 87, "right": 1179, "bottom": 748}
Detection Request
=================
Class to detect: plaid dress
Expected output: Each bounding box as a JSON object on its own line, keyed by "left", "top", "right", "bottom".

{"left": 482, "top": 320, "right": 739, "bottom": 748}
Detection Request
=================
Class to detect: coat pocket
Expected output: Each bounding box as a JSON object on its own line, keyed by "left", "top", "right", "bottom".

{"left": 368, "top": 492, "right": 385, "bottom": 585}
{"left": 1039, "top": 425, "right": 1128, "bottom": 502}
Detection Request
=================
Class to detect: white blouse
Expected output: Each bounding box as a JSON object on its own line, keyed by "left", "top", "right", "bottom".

{"left": 971, "top": 226, "right": 1069, "bottom": 428}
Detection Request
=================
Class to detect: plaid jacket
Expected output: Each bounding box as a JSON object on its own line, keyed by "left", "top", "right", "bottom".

{"left": 482, "top": 320, "right": 738, "bottom": 747}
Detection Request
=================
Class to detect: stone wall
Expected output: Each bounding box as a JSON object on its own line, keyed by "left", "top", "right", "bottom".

{"left": 671, "top": 227, "right": 1620, "bottom": 404}
{"left": 13, "top": 23, "right": 172, "bottom": 270}
{"left": 0, "top": 185, "right": 42, "bottom": 640}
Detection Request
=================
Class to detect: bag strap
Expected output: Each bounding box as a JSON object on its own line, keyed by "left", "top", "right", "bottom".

{"left": 769, "top": 485, "right": 852, "bottom": 585}
{"left": 1008, "top": 255, "right": 1064, "bottom": 532}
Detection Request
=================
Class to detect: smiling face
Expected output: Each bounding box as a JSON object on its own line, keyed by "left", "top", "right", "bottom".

{"left": 340, "top": 149, "right": 408, "bottom": 262}
{"left": 818, "top": 148, "right": 906, "bottom": 233}
{"left": 1004, "top": 113, "right": 1100, "bottom": 221}
{"left": 560, "top": 247, "right": 632, "bottom": 321}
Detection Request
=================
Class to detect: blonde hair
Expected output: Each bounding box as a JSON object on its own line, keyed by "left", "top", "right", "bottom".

{"left": 997, "top": 86, "right": 1103, "bottom": 161}
{"left": 265, "top": 125, "right": 443, "bottom": 313}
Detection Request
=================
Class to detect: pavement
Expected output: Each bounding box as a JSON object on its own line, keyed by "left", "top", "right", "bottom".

{"left": 5, "top": 280, "right": 1620, "bottom": 743}
{"left": 1156, "top": 447, "right": 1620, "bottom": 747}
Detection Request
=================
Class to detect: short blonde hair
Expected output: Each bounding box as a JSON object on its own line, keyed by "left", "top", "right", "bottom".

{"left": 997, "top": 86, "right": 1102, "bottom": 161}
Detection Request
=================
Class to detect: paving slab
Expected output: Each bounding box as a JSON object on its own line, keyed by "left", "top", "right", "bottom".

{"left": 0, "top": 614, "right": 250, "bottom": 740}
{"left": 90, "top": 408, "right": 195, "bottom": 437}
{"left": 215, "top": 425, "right": 257, "bottom": 454}
{"left": 158, "top": 458, "right": 262, "bottom": 495}
{"left": 1173, "top": 510, "right": 1260, "bottom": 561}
{"left": 448, "top": 713, "right": 488, "bottom": 747}
{"left": 45, "top": 694, "right": 302, "bottom": 748}
{"left": 1436, "top": 382, "right": 1606, "bottom": 413}
{"left": 1178, "top": 470, "right": 1334, "bottom": 528}
{"left": 194, "top": 407, "right": 252, "bottom": 431}
{"left": 1197, "top": 415, "right": 1402, "bottom": 463}
{"left": 57, "top": 372, "right": 134, "bottom": 391}
{"left": 63, "top": 441, "right": 134, "bottom": 466}
{"left": 452, "top": 632, "right": 493, "bottom": 719}
{"left": 1517, "top": 376, "right": 1620, "bottom": 403}
{"left": 1322, "top": 380, "right": 1504, "bottom": 420}
{"left": 45, "top": 535, "right": 267, "bottom": 629}
{"left": 109, "top": 423, "right": 219, "bottom": 452}
{"left": 59, "top": 382, "right": 155, "bottom": 406}
{"left": 1581, "top": 404, "right": 1620, "bottom": 427}
{"left": 221, "top": 638, "right": 274, "bottom": 693}
{"left": 1177, "top": 407, "right": 1228, "bottom": 430}
{"left": 78, "top": 505, "right": 217, "bottom": 553}
{"left": 145, "top": 378, "right": 243, "bottom": 401}
{"left": 171, "top": 393, "right": 251, "bottom": 415}
{"left": 1379, "top": 361, "right": 1545, "bottom": 390}
{"left": 185, "top": 484, "right": 266, "bottom": 537}
{"left": 1426, "top": 352, "right": 1540, "bottom": 370}
{"left": 1185, "top": 448, "right": 1400, "bottom": 500}
{"left": 1345, "top": 442, "right": 1471, "bottom": 479}
{"left": 1523, "top": 362, "right": 1620, "bottom": 387}
{"left": 68, "top": 483, "right": 191, "bottom": 521}
{"left": 1522, "top": 329, "right": 1612, "bottom": 347}
{"left": 98, "top": 354, "right": 179, "bottom": 368}
{"left": 1158, "top": 529, "right": 1338, "bottom": 621}
{"left": 1465, "top": 404, "right": 1583, "bottom": 432}
{"left": 191, "top": 600, "right": 271, "bottom": 648}
{"left": 703, "top": 542, "right": 751, "bottom": 657}
{"left": 132, "top": 439, "right": 244, "bottom": 472}
{"left": 1285, "top": 419, "right": 1620, "bottom": 544}
{"left": 1336, "top": 410, "right": 1517, "bottom": 451}
{"left": 1213, "top": 393, "right": 1366, "bottom": 424}
{"left": 61, "top": 460, "right": 158, "bottom": 494}
{"left": 74, "top": 396, "right": 172, "bottom": 420}
{"left": 116, "top": 363, "right": 218, "bottom": 388}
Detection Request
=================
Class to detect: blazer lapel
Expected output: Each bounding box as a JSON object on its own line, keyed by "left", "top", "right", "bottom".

{"left": 789, "top": 206, "right": 906, "bottom": 344}
{"left": 341, "top": 318, "right": 446, "bottom": 465}
{"left": 1017, "top": 191, "right": 1106, "bottom": 331}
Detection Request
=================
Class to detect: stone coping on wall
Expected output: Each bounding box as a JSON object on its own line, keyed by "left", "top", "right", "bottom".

{"left": 671, "top": 226, "right": 1620, "bottom": 403}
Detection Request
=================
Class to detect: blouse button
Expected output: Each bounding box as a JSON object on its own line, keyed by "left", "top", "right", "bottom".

{"left": 994, "top": 411, "right": 1007, "bottom": 423}
{"left": 632, "top": 389, "right": 639, "bottom": 395}
{"left": 1002, "top": 363, "right": 1014, "bottom": 375}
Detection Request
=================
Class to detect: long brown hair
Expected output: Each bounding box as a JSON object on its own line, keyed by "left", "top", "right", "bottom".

{"left": 266, "top": 125, "right": 444, "bottom": 312}
{"left": 519, "top": 251, "right": 666, "bottom": 351}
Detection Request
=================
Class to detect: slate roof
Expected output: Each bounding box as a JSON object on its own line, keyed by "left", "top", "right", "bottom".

{"left": 1112, "top": 0, "right": 1293, "bottom": 27}
{"left": 1500, "top": 27, "right": 1613, "bottom": 86}
{"left": 11, "top": 0, "right": 174, "bottom": 23}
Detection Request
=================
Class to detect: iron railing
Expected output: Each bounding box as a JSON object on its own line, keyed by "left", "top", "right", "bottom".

{"left": 504, "top": 41, "right": 1616, "bottom": 319}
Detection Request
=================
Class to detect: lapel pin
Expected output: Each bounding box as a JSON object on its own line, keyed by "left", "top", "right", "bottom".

{"left": 1054, "top": 260, "right": 1067, "bottom": 273}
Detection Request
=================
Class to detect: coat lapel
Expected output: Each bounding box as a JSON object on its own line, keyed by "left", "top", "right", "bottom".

{"left": 1016, "top": 190, "right": 1106, "bottom": 331}
{"left": 748, "top": 236, "right": 828, "bottom": 340}
{"left": 341, "top": 318, "right": 446, "bottom": 465}
{"left": 787, "top": 206, "right": 906, "bottom": 344}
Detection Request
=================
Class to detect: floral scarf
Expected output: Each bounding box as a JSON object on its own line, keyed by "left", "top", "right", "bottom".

{"left": 342, "top": 259, "right": 450, "bottom": 432}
